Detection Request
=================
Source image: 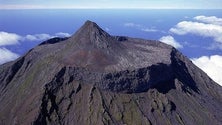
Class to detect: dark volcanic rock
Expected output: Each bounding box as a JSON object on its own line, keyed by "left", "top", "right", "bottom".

{"left": 0, "top": 20, "right": 222, "bottom": 125}
{"left": 39, "top": 37, "right": 69, "bottom": 46}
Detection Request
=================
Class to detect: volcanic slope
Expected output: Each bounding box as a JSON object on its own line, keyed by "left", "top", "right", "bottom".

{"left": 0, "top": 21, "right": 222, "bottom": 125}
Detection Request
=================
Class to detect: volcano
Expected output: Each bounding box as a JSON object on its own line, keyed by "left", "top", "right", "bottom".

{"left": 0, "top": 21, "right": 222, "bottom": 125}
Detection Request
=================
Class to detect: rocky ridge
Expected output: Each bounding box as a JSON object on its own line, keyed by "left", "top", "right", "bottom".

{"left": 0, "top": 21, "right": 222, "bottom": 125}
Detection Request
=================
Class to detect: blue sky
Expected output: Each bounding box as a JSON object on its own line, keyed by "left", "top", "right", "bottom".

{"left": 0, "top": 0, "right": 222, "bottom": 9}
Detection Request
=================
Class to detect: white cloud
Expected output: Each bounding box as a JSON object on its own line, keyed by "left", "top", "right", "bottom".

{"left": 24, "top": 32, "right": 71, "bottom": 41}
{"left": 0, "top": 31, "right": 71, "bottom": 45}
{"left": 0, "top": 31, "right": 70, "bottom": 45}
{"left": 141, "top": 28, "right": 158, "bottom": 32}
{"left": 192, "top": 55, "right": 222, "bottom": 86}
{"left": 194, "top": 15, "right": 222, "bottom": 25}
{"left": 24, "top": 34, "right": 52, "bottom": 41}
{"left": 55, "top": 32, "right": 71, "bottom": 37}
{"left": 124, "top": 22, "right": 158, "bottom": 32}
{"left": 124, "top": 23, "right": 141, "bottom": 28}
{"left": 0, "top": 31, "right": 70, "bottom": 64}
{"left": 0, "top": 31, "right": 21, "bottom": 46}
{"left": 170, "top": 19, "right": 222, "bottom": 44}
{"left": 0, "top": 48, "right": 19, "bottom": 65}
{"left": 159, "top": 35, "right": 183, "bottom": 49}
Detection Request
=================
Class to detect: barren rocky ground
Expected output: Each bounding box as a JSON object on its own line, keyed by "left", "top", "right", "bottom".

{"left": 0, "top": 21, "right": 222, "bottom": 125}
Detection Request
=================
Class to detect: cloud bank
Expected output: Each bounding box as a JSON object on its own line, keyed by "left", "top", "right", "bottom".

{"left": 170, "top": 16, "right": 222, "bottom": 49}
{"left": 24, "top": 34, "right": 52, "bottom": 41}
{"left": 124, "top": 22, "right": 158, "bottom": 32}
{"left": 0, "top": 31, "right": 71, "bottom": 44}
{"left": 192, "top": 55, "right": 222, "bottom": 86}
{"left": 159, "top": 35, "right": 183, "bottom": 49}
{"left": 24, "top": 32, "right": 71, "bottom": 41}
{"left": 0, "top": 48, "right": 19, "bottom": 65}
{"left": 170, "top": 21, "right": 222, "bottom": 43}
{"left": 55, "top": 32, "right": 71, "bottom": 37}
{"left": 0, "top": 31, "right": 71, "bottom": 65}
{"left": 0, "top": 32, "right": 21, "bottom": 46}
{"left": 194, "top": 15, "right": 222, "bottom": 25}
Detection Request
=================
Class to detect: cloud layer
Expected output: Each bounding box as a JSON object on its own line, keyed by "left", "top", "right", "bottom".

{"left": 0, "top": 32, "right": 21, "bottom": 46}
{"left": 170, "top": 16, "right": 222, "bottom": 45}
{"left": 24, "top": 34, "right": 52, "bottom": 41}
{"left": 0, "top": 31, "right": 71, "bottom": 65}
{"left": 55, "top": 32, "right": 71, "bottom": 37}
{"left": 124, "top": 22, "right": 158, "bottom": 32}
{"left": 192, "top": 55, "right": 222, "bottom": 86}
{"left": 24, "top": 32, "right": 71, "bottom": 41}
{"left": 0, "top": 31, "right": 71, "bottom": 45}
{"left": 0, "top": 48, "right": 19, "bottom": 65}
{"left": 194, "top": 15, "right": 222, "bottom": 25}
{"left": 159, "top": 35, "right": 183, "bottom": 49}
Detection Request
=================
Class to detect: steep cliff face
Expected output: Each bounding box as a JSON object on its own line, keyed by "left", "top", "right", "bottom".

{"left": 0, "top": 21, "right": 222, "bottom": 125}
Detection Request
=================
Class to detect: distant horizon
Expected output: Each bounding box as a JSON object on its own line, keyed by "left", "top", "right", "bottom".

{"left": 1, "top": 5, "right": 222, "bottom": 10}
{"left": 1, "top": 8, "right": 222, "bottom": 10}
{"left": 0, "top": 0, "right": 222, "bottom": 9}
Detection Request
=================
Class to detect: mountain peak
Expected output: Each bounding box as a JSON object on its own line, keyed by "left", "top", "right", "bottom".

{"left": 84, "top": 20, "right": 100, "bottom": 28}
{"left": 0, "top": 21, "right": 222, "bottom": 125}
{"left": 73, "top": 20, "right": 109, "bottom": 37}
{"left": 68, "top": 20, "right": 111, "bottom": 48}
